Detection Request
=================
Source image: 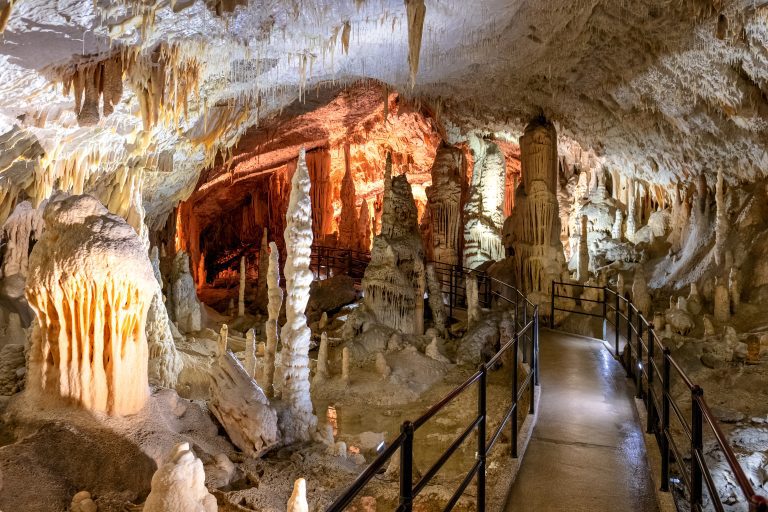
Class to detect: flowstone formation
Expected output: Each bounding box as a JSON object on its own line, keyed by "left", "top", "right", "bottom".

{"left": 278, "top": 149, "right": 318, "bottom": 444}
{"left": 463, "top": 137, "right": 506, "bottom": 269}
{"left": 427, "top": 144, "right": 464, "bottom": 265}
{"left": 360, "top": 154, "right": 427, "bottom": 335}
{"left": 507, "top": 118, "right": 565, "bottom": 303}
{"left": 25, "top": 194, "right": 155, "bottom": 415}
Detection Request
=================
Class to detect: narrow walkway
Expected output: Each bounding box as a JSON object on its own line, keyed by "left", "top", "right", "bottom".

{"left": 505, "top": 330, "right": 659, "bottom": 512}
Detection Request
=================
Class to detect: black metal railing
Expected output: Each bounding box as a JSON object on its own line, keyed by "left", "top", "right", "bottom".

{"left": 551, "top": 280, "right": 768, "bottom": 512}
{"left": 327, "top": 274, "right": 539, "bottom": 511}
{"left": 310, "top": 245, "right": 371, "bottom": 282}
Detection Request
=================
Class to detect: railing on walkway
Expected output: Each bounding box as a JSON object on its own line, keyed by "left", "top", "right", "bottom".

{"left": 551, "top": 280, "right": 768, "bottom": 512}
{"left": 327, "top": 274, "right": 539, "bottom": 512}
{"left": 310, "top": 245, "right": 371, "bottom": 282}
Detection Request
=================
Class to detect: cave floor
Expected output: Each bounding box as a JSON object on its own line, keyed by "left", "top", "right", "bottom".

{"left": 505, "top": 330, "right": 659, "bottom": 512}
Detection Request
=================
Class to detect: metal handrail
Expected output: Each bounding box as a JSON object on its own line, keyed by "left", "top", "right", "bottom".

{"left": 326, "top": 271, "right": 539, "bottom": 511}
{"left": 550, "top": 280, "right": 768, "bottom": 512}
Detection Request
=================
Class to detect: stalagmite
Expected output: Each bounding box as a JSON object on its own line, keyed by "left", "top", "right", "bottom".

{"left": 287, "top": 478, "right": 309, "bottom": 512}
{"left": 509, "top": 118, "right": 565, "bottom": 301}
{"left": 375, "top": 352, "right": 392, "bottom": 379}
{"left": 314, "top": 332, "right": 329, "bottom": 385}
{"left": 209, "top": 351, "right": 280, "bottom": 458}
{"left": 26, "top": 195, "right": 154, "bottom": 415}
{"left": 361, "top": 153, "right": 427, "bottom": 334}
{"left": 218, "top": 324, "right": 228, "bottom": 357}
{"left": 341, "top": 346, "right": 350, "bottom": 385}
{"left": 263, "top": 241, "right": 282, "bottom": 396}
{"left": 427, "top": 144, "right": 463, "bottom": 265}
{"left": 612, "top": 209, "right": 623, "bottom": 241}
{"left": 279, "top": 148, "right": 318, "bottom": 444}
{"left": 715, "top": 170, "right": 726, "bottom": 266}
{"left": 357, "top": 199, "right": 373, "bottom": 253}
{"left": 463, "top": 137, "right": 506, "bottom": 269}
{"left": 616, "top": 273, "right": 625, "bottom": 296}
{"left": 146, "top": 245, "right": 182, "bottom": 389}
{"left": 466, "top": 273, "right": 481, "bottom": 327}
{"left": 405, "top": 0, "right": 426, "bottom": 88}
{"left": 631, "top": 268, "right": 652, "bottom": 317}
{"left": 729, "top": 267, "right": 741, "bottom": 314}
{"left": 238, "top": 256, "right": 246, "bottom": 317}
{"left": 687, "top": 283, "right": 702, "bottom": 315}
{"left": 338, "top": 145, "right": 359, "bottom": 250}
{"left": 143, "top": 443, "right": 217, "bottom": 512}
{"left": 425, "top": 263, "right": 447, "bottom": 334}
{"left": 714, "top": 277, "right": 730, "bottom": 323}
{"left": 257, "top": 228, "right": 270, "bottom": 305}
{"left": 626, "top": 178, "right": 636, "bottom": 242}
{"left": 172, "top": 251, "right": 202, "bottom": 333}
{"left": 426, "top": 336, "right": 450, "bottom": 363}
{"left": 245, "top": 328, "right": 257, "bottom": 379}
{"left": 577, "top": 216, "right": 589, "bottom": 282}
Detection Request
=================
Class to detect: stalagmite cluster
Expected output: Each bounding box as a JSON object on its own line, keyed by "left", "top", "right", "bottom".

{"left": 464, "top": 137, "right": 506, "bottom": 269}
{"left": 26, "top": 194, "right": 155, "bottom": 415}
{"left": 508, "top": 119, "right": 565, "bottom": 301}
{"left": 278, "top": 149, "right": 318, "bottom": 443}
{"left": 361, "top": 154, "right": 427, "bottom": 334}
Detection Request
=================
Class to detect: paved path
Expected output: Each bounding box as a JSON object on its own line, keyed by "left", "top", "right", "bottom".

{"left": 505, "top": 330, "right": 659, "bottom": 512}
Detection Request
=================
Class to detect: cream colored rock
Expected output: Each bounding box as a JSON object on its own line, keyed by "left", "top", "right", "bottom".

{"left": 426, "top": 336, "right": 450, "bottom": 363}
{"left": 26, "top": 194, "right": 154, "bottom": 415}
{"left": 729, "top": 267, "right": 741, "bottom": 314}
{"left": 466, "top": 272, "right": 482, "bottom": 327}
{"left": 238, "top": 255, "right": 246, "bottom": 317}
{"left": 714, "top": 277, "right": 730, "bottom": 323}
{"left": 146, "top": 245, "right": 182, "bottom": 389}
{"left": 1, "top": 199, "right": 45, "bottom": 278}
{"left": 172, "top": 251, "right": 202, "bottom": 333}
{"left": 631, "top": 268, "right": 652, "bottom": 317}
{"left": 209, "top": 351, "right": 280, "bottom": 458}
{"left": 143, "top": 442, "right": 217, "bottom": 512}
{"left": 313, "top": 332, "right": 329, "bottom": 385}
{"left": 217, "top": 324, "right": 228, "bottom": 357}
{"left": 263, "top": 241, "right": 282, "bottom": 397}
{"left": 287, "top": 478, "right": 309, "bottom": 512}
{"left": 245, "top": 328, "right": 257, "bottom": 379}
{"left": 375, "top": 352, "right": 392, "bottom": 379}
{"left": 341, "top": 346, "right": 351, "bottom": 384}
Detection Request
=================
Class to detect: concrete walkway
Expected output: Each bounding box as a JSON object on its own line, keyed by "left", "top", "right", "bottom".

{"left": 505, "top": 330, "right": 659, "bottom": 512}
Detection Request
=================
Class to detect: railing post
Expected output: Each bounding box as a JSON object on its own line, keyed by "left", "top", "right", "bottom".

{"left": 477, "top": 365, "right": 487, "bottom": 512}
{"left": 660, "top": 347, "right": 671, "bottom": 492}
{"left": 636, "top": 318, "right": 644, "bottom": 399}
{"left": 512, "top": 333, "right": 519, "bottom": 458}
{"left": 691, "top": 386, "right": 704, "bottom": 511}
{"left": 448, "top": 266, "right": 454, "bottom": 320}
{"left": 531, "top": 306, "right": 538, "bottom": 407}
{"left": 400, "top": 421, "right": 414, "bottom": 512}
{"left": 615, "top": 291, "right": 620, "bottom": 357}
{"left": 626, "top": 305, "right": 633, "bottom": 378}
{"left": 549, "top": 281, "right": 555, "bottom": 329}
{"left": 646, "top": 323, "right": 656, "bottom": 434}
{"left": 602, "top": 287, "right": 608, "bottom": 342}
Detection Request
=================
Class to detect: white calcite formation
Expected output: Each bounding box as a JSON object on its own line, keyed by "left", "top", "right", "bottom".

{"left": 466, "top": 272, "right": 482, "bottom": 327}
{"left": 463, "top": 137, "right": 505, "bottom": 269}
{"left": 209, "top": 351, "right": 280, "bottom": 458}
{"left": 245, "top": 328, "right": 257, "bottom": 379}
{"left": 508, "top": 119, "right": 565, "bottom": 302}
{"left": 146, "top": 247, "right": 183, "bottom": 389}
{"left": 26, "top": 194, "right": 154, "bottom": 415}
{"left": 313, "top": 332, "right": 329, "bottom": 385}
{"left": 172, "top": 251, "right": 202, "bottom": 333}
{"left": 425, "top": 263, "right": 447, "bottom": 335}
{"left": 715, "top": 170, "right": 726, "bottom": 266}
{"left": 631, "top": 268, "right": 652, "bottom": 317}
{"left": 279, "top": 149, "right": 318, "bottom": 444}
{"left": 143, "top": 442, "right": 217, "bottom": 512}
{"left": 263, "top": 241, "right": 282, "bottom": 396}
{"left": 576, "top": 215, "right": 589, "bottom": 282}
{"left": 361, "top": 154, "right": 427, "bottom": 335}
{"left": 287, "top": 478, "right": 309, "bottom": 512}
{"left": 1, "top": 200, "right": 45, "bottom": 278}
{"left": 427, "top": 144, "right": 464, "bottom": 265}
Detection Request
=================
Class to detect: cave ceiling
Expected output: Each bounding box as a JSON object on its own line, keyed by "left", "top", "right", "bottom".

{"left": 0, "top": 0, "right": 767, "bottom": 224}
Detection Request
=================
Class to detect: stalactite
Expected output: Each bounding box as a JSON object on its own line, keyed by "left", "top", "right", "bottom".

{"left": 263, "top": 241, "right": 282, "bottom": 396}
{"left": 1, "top": 200, "right": 45, "bottom": 277}
{"left": 26, "top": 195, "right": 155, "bottom": 415}
{"left": 341, "top": 346, "right": 350, "bottom": 384}
{"left": 279, "top": 149, "right": 318, "bottom": 444}
{"left": 405, "top": 0, "right": 426, "bottom": 88}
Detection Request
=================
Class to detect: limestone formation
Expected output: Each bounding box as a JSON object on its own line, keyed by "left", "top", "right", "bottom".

{"left": 361, "top": 153, "right": 427, "bottom": 334}
{"left": 687, "top": 283, "right": 702, "bottom": 315}
{"left": 172, "top": 251, "right": 202, "bottom": 333}
{"left": 427, "top": 144, "right": 463, "bottom": 265}
{"left": 257, "top": 228, "right": 270, "bottom": 305}
{"left": 146, "top": 244, "right": 183, "bottom": 389}
{"left": 426, "top": 336, "right": 450, "bottom": 363}
{"left": 342, "top": 346, "right": 350, "bottom": 384}
{"left": 263, "top": 241, "right": 282, "bottom": 396}
{"left": 729, "top": 267, "right": 741, "bottom": 314}
{"left": 357, "top": 199, "right": 373, "bottom": 253}
{"left": 209, "top": 351, "right": 280, "bottom": 457}
{"left": 626, "top": 178, "right": 637, "bottom": 242}
{"left": 375, "top": 352, "right": 392, "bottom": 379}
{"left": 313, "top": 332, "right": 329, "bottom": 385}
{"left": 612, "top": 209, "right": 623, "bottom": 241}
{"left": 0, "top": 344, "right": 25, "bottom": 396}
{"left": 715, "top": 170, "right": 726, "bottom": 266}
{"left": 577, "top": 215, "right": 589, "bottom": 282}
{"left": 631, "top": 268, "right": 652, "bottom": 317}
{"left": 218, "top": 323, "right": 229, "bottom": 357}
{"left": 279, "top": 148, "right": 318, "bottom": 444}
{"left": 463, "top": 137, "right": 505, "bottom": 269}
{"left": 714, "top": 277, "right": 730, "bottom": 323}
{"left": 508, "top": 119, "right": 565, "bottom": 302}
{"left": 287, "top": 478, "right": 309, "bottom": 512}
{"left": 1, "top": 200, "right": 45, "bottom": 277}
{"left": 26, "top": 194, "right": 155, "bottom": 415}
{"left": 238, "top": 255, "right": 246, "bottom": 317}
{"left": 143, "top": 442, "right": 217, "bottom": 512}
{"left": 338, "top": 146, "right": 359, "bottom": 251}
{"left": 245, "top": 328, "right": 257, "bottom": 379}
{"left": 466, "top": 272, "right": 482, "bottom": 327}
{"left": 425, "top": 263, "right": 447, "bottom": 334}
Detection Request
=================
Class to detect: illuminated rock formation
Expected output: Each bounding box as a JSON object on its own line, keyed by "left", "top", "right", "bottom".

{"left": 576, "top": 216, "right": 589, "bottom": 282}
{"left": 338, "top": 145, "right": 359, "bottom": 251}
{"left": 464, "top": 137, "right": 505, "bottom": 269}
{"left": 172, "top": 251, "right": 202, "bottom": 333}
{"left": 146, "top": 246, "right": 183, "bottom": 389}
{"left": 279, "top": 149, "right": 318, "bottom": 444}
{"left": 427, "top": 144, "right": 463, "bottom": 265}
{"left": 1, "top": 200, "right": 45, "bottom": 278}
{"left": 631, "top": 268, "right": 652, "bottom": 317}
{"left": 714, "top": 277, "right": 730, "bottom": 323}
{"left": 209, "top": 351, "right": 280, "bottom": 458}
{"left": 466, "top": 273, "right": 482, "bottom": 327}
{"left": 26, "top": 194, "right": 154, "bottom": 415}
{"left": 287, "top": 478, "right": 309, "bottom": 512}
{"left": 238, "top": 255, "right": 246, "bottom": 317}
{"left": 143, "top": 442, "right": 217, "bottom": 512}
{"left": 313, "top": 332, "right": 329, "bottom": 385}
{"left": 263, "top": 241, "right": 282, "bottom": 396}
{"left": 257, "top": 228, "right": 270, "bottom": 306}
{"left": 715, "top": 170, "right": 726, "bottom": 266}
{"left": 357, "top": 199, "right": 373, "bottom": 253}
{"left": 361, "top": 154, "right": 427, "bottom": 334}
{"left": 509, "top": 119, "right": 565, "bottom": 302}
{"left": 245, "top": 328, "right": 257, "bottom": 379}
{"left": 425, "top": 263, "right": 447, "bottom": 335}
